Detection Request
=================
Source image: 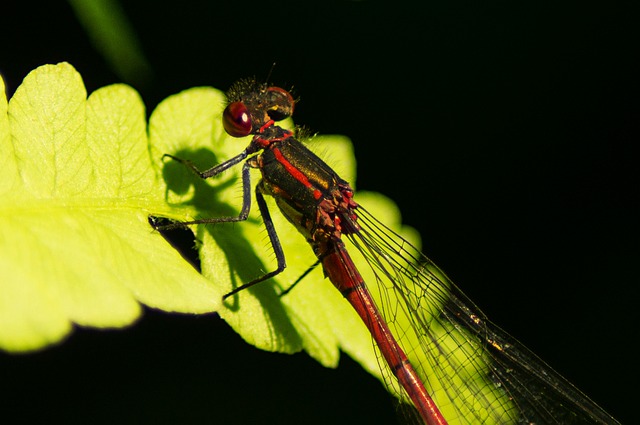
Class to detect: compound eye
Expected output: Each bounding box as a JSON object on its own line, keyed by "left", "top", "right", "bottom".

{"left": 223, "top": 102, "right": 252, "bottom": 137}
{"left": 265, "top": 87, "right": 295, "bottom": 121}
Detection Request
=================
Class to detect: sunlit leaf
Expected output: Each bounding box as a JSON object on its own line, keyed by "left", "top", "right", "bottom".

{"left": 0, "top": 63, "right": 218, "bottom": 352}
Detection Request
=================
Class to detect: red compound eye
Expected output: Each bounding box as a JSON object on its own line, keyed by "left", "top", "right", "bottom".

{"left": 223, "top": 101, "right": 252, "bottom": 137}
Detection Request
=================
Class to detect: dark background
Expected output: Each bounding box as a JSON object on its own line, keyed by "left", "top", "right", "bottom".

{"left": 1, "top": 1, "right": 637, "bottom": 424}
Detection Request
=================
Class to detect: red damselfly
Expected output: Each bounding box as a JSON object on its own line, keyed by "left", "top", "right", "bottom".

{"left": 157, "top": 80, "right": 619, "bottom": 425}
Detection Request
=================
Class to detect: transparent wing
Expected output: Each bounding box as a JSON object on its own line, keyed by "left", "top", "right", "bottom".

{"left": 345, "top": 206, "right": 619, "bottom": 425}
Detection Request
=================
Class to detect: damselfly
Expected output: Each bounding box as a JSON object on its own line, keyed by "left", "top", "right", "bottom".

{"left": 157, "top": 79, "right": 619, "bottom": 425}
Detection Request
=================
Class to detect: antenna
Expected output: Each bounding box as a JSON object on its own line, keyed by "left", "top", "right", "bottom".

{"left": 265, "top": 62, "right": 277, "bottom": 85}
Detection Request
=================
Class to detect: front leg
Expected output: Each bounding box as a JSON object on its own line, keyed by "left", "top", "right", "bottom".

{"left": 156, "top": 159, "right": 253, "bottom": 229}
{"left": 163, "top": 149, "right": 250, "bottom": 179}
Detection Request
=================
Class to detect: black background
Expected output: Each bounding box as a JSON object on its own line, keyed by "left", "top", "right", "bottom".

{"left": 1, "top": 2, "right": 637, "bottom": 424}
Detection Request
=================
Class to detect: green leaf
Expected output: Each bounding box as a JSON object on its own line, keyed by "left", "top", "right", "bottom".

{"left": 0, "top": 63, "right": 218, "bottom": 352}
{"left": 0, "top": 63, "right": 420, "bottom": 390}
